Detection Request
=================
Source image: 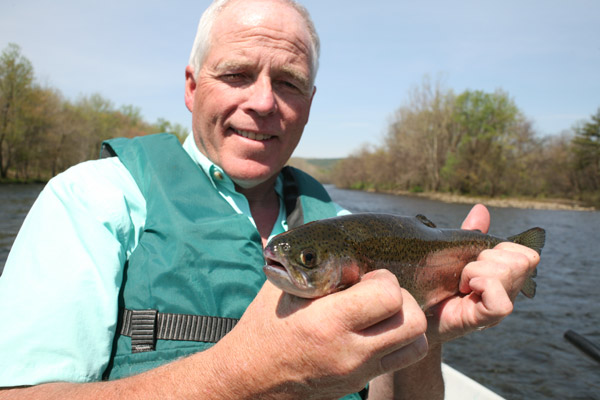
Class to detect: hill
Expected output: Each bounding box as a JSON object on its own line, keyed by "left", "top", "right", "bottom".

{"left": 287, "top": 158, "right": 343, "bottom": 183}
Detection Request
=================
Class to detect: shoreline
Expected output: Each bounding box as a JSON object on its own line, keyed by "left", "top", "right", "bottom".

{"left": 367, "top": 189, "right": 597, "bottom": 212}
{"left": 2, "top": 180, "right": 596, "bottom": 212}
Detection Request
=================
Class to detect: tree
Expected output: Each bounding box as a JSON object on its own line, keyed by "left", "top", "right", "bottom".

{"left": 14, "top": 86, "right": 63, "bottom": 179}
{"left": 442, "top": 89, "right": 522, "bottom": 196}
{"left": 0, "top": 43, "right": 34, "bottom": 178}
{"left": 382, "top": 77, "right": 456, "bottom": 191}
{"left": 0, "top": 43, "right": 190, "bottom": 181}
{"left": 155, "top": 118, "right": 189, "bottom": 142}
{"left": 571, "top": 108, "right": 600, "bottom": 192}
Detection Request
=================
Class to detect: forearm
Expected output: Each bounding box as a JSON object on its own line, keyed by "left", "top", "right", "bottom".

{"left": 368, "top": 345, "right": 444, "bottom": 400}
{"left": 0, "top": 359, "right": 200, "bottom": 400}
{"left": 1, "top": 274, "right": 432, "bottom": 400}
{"left": 0, "top": 347, "right": 257, "bottom": 400}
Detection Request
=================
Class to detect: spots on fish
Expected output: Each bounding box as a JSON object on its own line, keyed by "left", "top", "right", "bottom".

{"left": 265, "top": 213, "right": 545, "bottom": 305}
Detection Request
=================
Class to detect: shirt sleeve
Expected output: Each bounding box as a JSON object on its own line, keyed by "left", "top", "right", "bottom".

{"left": 0, "top": 158, "right": 146, "bottom": 386}
{"left": 334, "top": 202, "right": 351, "bottom": 216}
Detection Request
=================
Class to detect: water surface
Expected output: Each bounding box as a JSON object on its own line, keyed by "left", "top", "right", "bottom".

{"left": 325, "top": 185, "right": 600, "bottom": 400}
{"left": 0, "top": 184, "right": 44, "bottom": 275}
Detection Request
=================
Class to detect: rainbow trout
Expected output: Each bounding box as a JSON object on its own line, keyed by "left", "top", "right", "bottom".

{"left": 263, "top": 213, "right": 545, "bottom": 309}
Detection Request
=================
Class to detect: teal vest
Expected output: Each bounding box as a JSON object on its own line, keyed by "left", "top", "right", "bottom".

{"left": 99, "top": 134, "right": 364, "bottom": 399}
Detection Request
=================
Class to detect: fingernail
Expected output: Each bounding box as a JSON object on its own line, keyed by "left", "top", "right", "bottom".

{"left": 380, "top": 334, "right": 429, "bottom": 371}
{"left": 413, "top": 334, "right": 429, "bottom": 359}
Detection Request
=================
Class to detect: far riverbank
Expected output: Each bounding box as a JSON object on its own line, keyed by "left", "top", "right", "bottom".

{"left": 1, "top": 180, "right": 596, "bottom": 212}
{"left": 358, "top": 188, "right": 596, "bottom": 212}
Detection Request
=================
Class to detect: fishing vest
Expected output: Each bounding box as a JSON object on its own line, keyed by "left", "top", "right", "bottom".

{"left": 98, "top": 134, "right": 365, "bottom": 400}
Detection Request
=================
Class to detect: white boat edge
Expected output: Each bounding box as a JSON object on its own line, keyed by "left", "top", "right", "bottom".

{"left": 442, "top": 363, "right": 505, "bottom": 400}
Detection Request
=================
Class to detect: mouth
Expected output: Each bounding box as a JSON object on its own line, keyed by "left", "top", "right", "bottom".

{"left": 263, "top": 247, "right": 316, "bottom": 298}
{"left": 263, "top": 251, "right": 287, "bottom": 275}
{"left": 233, "top": 128, "right": 274, "bottom": 141}
{"left": 263, "top": 247, "right": 292, "bottom": 278}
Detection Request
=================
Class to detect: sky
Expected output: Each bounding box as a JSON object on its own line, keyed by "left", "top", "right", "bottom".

{"left": 1, "top": 0, "right": 599, "bottom": 158}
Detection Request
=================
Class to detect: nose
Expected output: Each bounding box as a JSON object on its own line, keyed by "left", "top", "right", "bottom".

{"left": 244, "top": 77, "right": 277, "bottom": 117}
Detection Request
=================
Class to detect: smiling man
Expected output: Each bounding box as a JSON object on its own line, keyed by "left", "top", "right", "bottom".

{"left": 0, "top": 1, "right": 539, "bottom": 399}
{"left": 186, "top": 0, "right": 315, "bottom": 188}
{"left": 184, "top": 0, "right": 318, "bottom": 244}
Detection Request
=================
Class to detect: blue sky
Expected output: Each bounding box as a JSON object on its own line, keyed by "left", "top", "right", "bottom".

{"left": 1, "top": 0, "right": 598, "bottom": 158}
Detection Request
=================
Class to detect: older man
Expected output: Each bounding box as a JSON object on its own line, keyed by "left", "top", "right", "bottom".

{"left": 0, "top": 0, "right": 539, "bottom": 399}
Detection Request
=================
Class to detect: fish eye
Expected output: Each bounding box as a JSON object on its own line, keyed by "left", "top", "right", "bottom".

{"left": 300, "top": 249, "right": 317, "bottom": 268}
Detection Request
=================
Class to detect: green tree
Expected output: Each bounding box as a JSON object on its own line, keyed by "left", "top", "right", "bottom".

{"left": 0, "top": 43, "right": 191, "bottom": 181}
{"left": 442, "top": 89, "right": 523, "bottom": 196}
{"left": 0, "top": 43, "right": 34, "bottom": 178}
{"left": 155, "top": 117, "right": 189, "bottom": 142}
{"left": 14, "top": 86, "right": 63, "bottom": 180}
{"left": 537, "top": 132, "right": 577, "bottom": 197}
{"left": 571, "top": 108, "right": 600, "bottom": 192}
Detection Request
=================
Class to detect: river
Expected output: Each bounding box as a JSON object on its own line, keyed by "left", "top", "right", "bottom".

{"left": 1, "top": 183, "right": 599, "bottom": 399}
{"left": 324, "top": 184, "right": 600, "bottom": 400}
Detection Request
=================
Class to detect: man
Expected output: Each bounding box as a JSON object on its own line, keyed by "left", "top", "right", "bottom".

{"left": 0, "top": 0, "right": 539, "bottom": 399}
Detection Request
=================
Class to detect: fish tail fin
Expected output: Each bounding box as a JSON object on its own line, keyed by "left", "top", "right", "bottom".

{"left": 520, "top": 276, "right": 537, "bottom": 298}
{"left": 507, "top": 227, "right": 545, "bottom": 299}
{"left": 507, "top": 227, "right": 546, "bottom": 255}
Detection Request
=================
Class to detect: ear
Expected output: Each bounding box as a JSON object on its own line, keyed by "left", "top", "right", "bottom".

{"left": 305, "top": 85, "right": 316, "bottom": 120}
{"left": 185, "top": 65, "right": 197, "bottom": 112}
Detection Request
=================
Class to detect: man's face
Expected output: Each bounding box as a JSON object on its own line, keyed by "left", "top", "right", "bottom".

{"left": 185, "top": 0, "right": 316, "bottom": 188}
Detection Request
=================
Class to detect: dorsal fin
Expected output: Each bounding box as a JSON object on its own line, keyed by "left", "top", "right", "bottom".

{"left": 415, "top": 214, "right": 437, "bottom": 228}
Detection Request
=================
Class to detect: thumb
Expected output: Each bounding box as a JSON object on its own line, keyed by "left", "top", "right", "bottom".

{"left": 461, "top": 204, "right": 490, "bottom": 233}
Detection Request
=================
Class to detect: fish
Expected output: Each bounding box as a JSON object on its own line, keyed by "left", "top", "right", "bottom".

{"left": 263, "top": 213, "right": 545, "bottom": 309}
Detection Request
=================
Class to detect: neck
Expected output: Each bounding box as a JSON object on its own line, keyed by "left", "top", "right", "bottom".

{"left": 236, "top": 175, "right": 280, "bottom": 248}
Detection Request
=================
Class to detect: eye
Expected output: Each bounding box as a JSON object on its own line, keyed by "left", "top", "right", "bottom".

{"left": 300, "top": 249, "right": 317, "bottom": 268}
{"left": 220, "top": 72, "right": 247, "bottom": 84}
{"left": 279, "top": 80, "right": 299, "bottom": 90}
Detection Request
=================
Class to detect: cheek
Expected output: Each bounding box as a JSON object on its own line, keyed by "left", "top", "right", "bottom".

{"left": 192, "top": 93, "right": 233, "bottom": 150}
{"left": 276, "top": 101, "right": 311, "bottom": 153}
{"left": 339, "top": 263, "right": 362, "bottom": 288}
{"left": 193, "top": 82, "right": 238, "bottom": 123}
{"left": 286, "top": 98, "right": 312, "bottom": 125}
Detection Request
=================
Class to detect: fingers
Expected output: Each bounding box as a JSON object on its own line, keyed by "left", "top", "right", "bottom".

{"left": 428, "top": 206, "right": 543, "bottom": 346}
{"left": 331, "top": 269, "right": 405, "bottom": 332}
{"left": 316, "top": 269, "right": 429, "bottom": 373}
{"left": 460, "top": 241, "right": 539, "bottom": 301}
{"left": 429, "top": 229, "right": 542, "bottom": 343}
{"left": 371, "top": 290, "right": 429, "bottom": 372}
{"left": 461, "top": 204, "right": 490, "bottom": 233}
{"left": 379, "top": 334, "right": 428, "bottom": 371}
{"left": 232, "top": 269, "right": 429, "bottom": 397}
{"left": 468, "top": 276, "right": 513, "bottom": 320}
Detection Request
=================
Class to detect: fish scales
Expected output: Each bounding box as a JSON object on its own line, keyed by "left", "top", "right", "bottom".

{"left": 336, "top": 215, "right": 505, "bottom": 307}
{"left": 263, "top": 213, "right": 545, "bottom": 308}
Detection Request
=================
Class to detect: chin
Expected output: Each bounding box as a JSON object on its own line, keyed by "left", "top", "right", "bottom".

{"left": 226, "top": 160, "right": 281, "bottom": 189}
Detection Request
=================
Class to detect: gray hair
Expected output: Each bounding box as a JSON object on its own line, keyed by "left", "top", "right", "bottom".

{"left": 188, "top": 0, "right": 320, "bottom": 85}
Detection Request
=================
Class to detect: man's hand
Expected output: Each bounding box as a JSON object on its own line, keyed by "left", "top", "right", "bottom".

{"left": 210, "top": 269, "right": 429, "bottom": 399}
{"left": 426, "top": 204, "right": 541, "bottom": 344}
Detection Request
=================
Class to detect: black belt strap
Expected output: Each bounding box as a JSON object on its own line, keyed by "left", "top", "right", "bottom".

{"left": 281, "top": 166, "right": 304, "bottom": 229}
{"left": 120, "top": 309, "right": 239, "bottom": 353}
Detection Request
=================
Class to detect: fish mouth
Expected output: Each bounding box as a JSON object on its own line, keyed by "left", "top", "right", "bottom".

{"left": 263, "top": 247, "right": 317, "bottom": 298}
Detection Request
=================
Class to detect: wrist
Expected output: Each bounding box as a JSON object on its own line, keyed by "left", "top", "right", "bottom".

{"left": 369, "top": 345, "right": 444, "bottom": 400}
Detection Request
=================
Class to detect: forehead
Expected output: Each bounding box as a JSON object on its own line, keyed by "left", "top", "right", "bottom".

{"left": 208, "top": 0, "right": 313, "bottom": 65}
